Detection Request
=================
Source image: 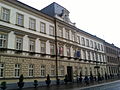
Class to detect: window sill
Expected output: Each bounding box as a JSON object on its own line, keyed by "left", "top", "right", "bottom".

{"left": 15, "top": 24, "right": 24, "bottom": 28}
{"left": 0, "top": 19, "right": 10, "bottom": 23}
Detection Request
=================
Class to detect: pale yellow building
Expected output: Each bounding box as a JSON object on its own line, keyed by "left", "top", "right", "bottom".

{"left": 0, "top": 0, "right": 107, "bottom": 89}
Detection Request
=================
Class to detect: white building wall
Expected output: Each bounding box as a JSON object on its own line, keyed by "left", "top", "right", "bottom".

{"left": 23, "top": 35, "right": 29, "bottom": 51}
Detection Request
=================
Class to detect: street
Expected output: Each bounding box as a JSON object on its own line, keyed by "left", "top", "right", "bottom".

{"left": 14, "top": 80, "right": 120, "bottom": 90}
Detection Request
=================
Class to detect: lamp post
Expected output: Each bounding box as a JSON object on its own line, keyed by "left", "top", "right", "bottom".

{"left": 54, "top": 18, "right": 60, "bottom": 85}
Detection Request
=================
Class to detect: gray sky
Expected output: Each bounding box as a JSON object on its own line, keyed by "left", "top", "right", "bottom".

{"left": 18, "top": 0, "right": 120, "bottom": 47}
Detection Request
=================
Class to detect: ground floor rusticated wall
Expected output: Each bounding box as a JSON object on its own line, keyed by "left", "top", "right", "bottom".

{"left": 0, "top": 55, "right": 106, "bottom": 83}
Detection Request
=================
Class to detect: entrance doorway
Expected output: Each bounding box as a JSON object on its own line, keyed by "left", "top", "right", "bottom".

{"left": 67, "top": 66, "right": 73, "bottom": 82}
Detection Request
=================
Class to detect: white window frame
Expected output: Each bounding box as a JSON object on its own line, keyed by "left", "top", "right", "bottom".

{"left": 40, "top": 22, "right": 46, "bottom": 33}
{"left": 40, "top": 65, "right": 46, "bottom": 77}
{"left": 65, "top": 30, "right": 69, "bottom": 39}
{"left": 51, "top": 65, "right": 55, "bottom": 76}
{"left": 49, "top": 25, "right": 54, "bottom": 36}
{"left": 58, "top": 27, "right": 63, "bottom": 37}
{"left": 29, "top": 40, "right": 35, "bottom": 52}
{"left": 66, "top": 46, "right": 71, "bottom": 57}
{"left": 16, "top": 13, "right": 24, "bottom": 26}
{"left": 1, "top": 7, "right": 10, "bottom": 22}
{"left": 14, "top": 64, "right": 20, "bottom": 77}
{"left": 16, "top": 37, "right": 23, "bottom": 50}
{"left": 40, "top": 41, "right": 46, "bottom": 53}
{"left": 28, "top": 64, "right": 34, "bottom": 77}
{"left": 29, "top": 18, "right": 36, "bottom": 30}
{"left": 50, "top": 43, "right": 55, "bottom": 55}
{"left": 0, "top": 34, "right": 7, "bottom": 48}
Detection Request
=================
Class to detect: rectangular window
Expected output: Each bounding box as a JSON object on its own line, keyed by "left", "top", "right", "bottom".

{"left": 77, "top": 36, "right": 80, "bottom": 44}
{"left": 101, "top": 45, "right": 103, "bottom": 51}
{"left": 0, "top": 34, "right": 7, "bottom": 48}
{"left": 16, "top": 37, "right": 22, "bottom": 50}
{"left": 86, "top": 39, "right": 89, "bottom": 47}
{"left": 58, "top": 27, "right": 63, "bottom": 37}
{"left": 82, "top": 50, "right": 86, "bottom": 59}
{"left": 71, "top": 32, "right": 75, "bottom": 41}
{"left": 15, "top": 64, "right": 20, "bottom": 77}
{"left": 41, "top": 41, "right": 46, "bottom": 53}
{"left": 41, "top": 65, "right": 45, "bottom": 76}
{"left": 50, "top": 43, "right": 55, "bottom": 55}
{"left": 29, "top": 40, "right": 35, "bottom": 52}
{"left": 60, "top": 66, "right": 64, "bottom": 76}
{"left": 90, "top": 40, "right": 93, "bottom": 48}
{"left": 66, "top": 46, "right": 71, "bottom": 57}
{"left": 49, "top": 26, "right": 54, "bottom": 36}
{"left": 51, "top": 65, "right": 55, "bottom": 76}
{"left": 0, "top": 63, "right": 4, "bottom": 78}
{"left": 58, "top": 45, "right": 64, "bottom": 56}
{"left": 81, "top": 37, "right": 85, "bottom": 46}
{"left": 29, "top": 18, "right": 36, "bottom": 30}
{"left": 29, "top": 64, "right": 34, "bottom": 77}
{"left": 98, "top": 43, "right": 100, "bottom": 50}
{"left": 94, "top": 42, "right": 97, "bottom": 49}
{"left": 1, "top": 7, "right": 10, "bottom": 22}
{"left": 87, "top": 51, "right": 91, "bottom": 60}
{"left": 40, "top": 22, "right": 46, "bottom": 33}
{"left": 65, "top": 30, "right": 69, "bottom": 39}
{"left": 73, "top": 48, "right": 76, "bottom": 57}
{"left": 16, "top": 13, "right": 24, "bottom": 26}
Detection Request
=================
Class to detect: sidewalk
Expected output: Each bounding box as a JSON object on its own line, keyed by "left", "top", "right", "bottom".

{"left": 11, "top": 78, "right": 120, "bottom": 90}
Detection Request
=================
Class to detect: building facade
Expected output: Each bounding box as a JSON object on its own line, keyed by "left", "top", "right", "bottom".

{"left": 0, "top": 0, "right": 118, "bottom": 87}
{"left": 105, "top": 42, "right": 120, "bottom": 76}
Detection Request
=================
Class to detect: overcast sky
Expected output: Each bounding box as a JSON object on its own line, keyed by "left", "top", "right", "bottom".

{"left": 18, "top": 0, "right": 120, "bottom": 47}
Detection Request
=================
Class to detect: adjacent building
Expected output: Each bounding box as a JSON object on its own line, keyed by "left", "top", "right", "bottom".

{"left": 0, "top": 0, "right": 119, "bottom": 88}
{"left": 105, "top": 42, "right": 120, "bottom": 75}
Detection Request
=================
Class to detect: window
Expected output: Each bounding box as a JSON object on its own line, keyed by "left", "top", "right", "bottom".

{"left": 60, "top": 66, "right": 64, "bottom": 76}
{"left": 90, "top": 40, "right": 93, "bottom": 48}
{"left": 82, "top": 50, "right": 86, "bottom": 59}
{"left": 66, "top": 46, "right": 71, "bottom": 57}
{"left": 73, "top": 48, "right": 76, "bottom": 57}
{"left": 29, "top": 18, "right": 36, "bottom": 30}
{"left": 87, "top": 51, "right": 91, "bottom": 60}
{"left": 51, "top": 65, "right": 55, "bottom": 76}
{"left": 58, "top": 45, "right": 64, "bottom": 56}
{"left": 81, "top": 37, "right": 85, "bottom": 46}
{"left": 0, "top": 34, "right": 7, "bottom": 48}
{"left": 58, "top": 27, "right": 63, "bottom": 37}
{"left": 65, "top": 30, "right": 69, "bottom": 39}
{"left": 77, "top": 36, "right": 80, "bottom": 43}
{"left": 94, "top": 42, "right": 97, "bottom": 49}
{"left": 0, "top": 63, "right": 4, "bottom": 78}
{"left": 101, "top": 45, "right": 103, "bottom": 51}
{"left": 1, "top": 7, "right": 10, "bottom": 22}
{"left": 29, "top": 64, "right": 34, "bottom": 77}
{"left": 41, "top": 65, "right": 46, "bottom": 76}
{"left": 98, "top": 43, "right": 100, "bottom": 50}
{"left": 92, "top": 52, "right": 95, "bottom": 61}
{"left": 15, "top": 64, "right": 20, "bottom": 77}
{"left": 86, "top": 39, "right": 89, "bottom": 47}
{"left": 29, "top": 40, "right": 35, "bottom": 52}
{"left": 41, "top": 41, "right": 46, "bottom": 53}
{"left": 49, "top": 26, "right": 54, "bottom": 36}
{"left": 50, "top": 43, "right": 55, "bottom": 55}
{"left": 16, "top": 37, "right": 22, "bottom": 50}
{"left": 71, "top": 32, "right": 75, "bottom": 41}
{"left": 16, "top": 13, "right": 24, "bottom": 26}
{"left": 40, "top": 22, "right": 45, "bottom": 33}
